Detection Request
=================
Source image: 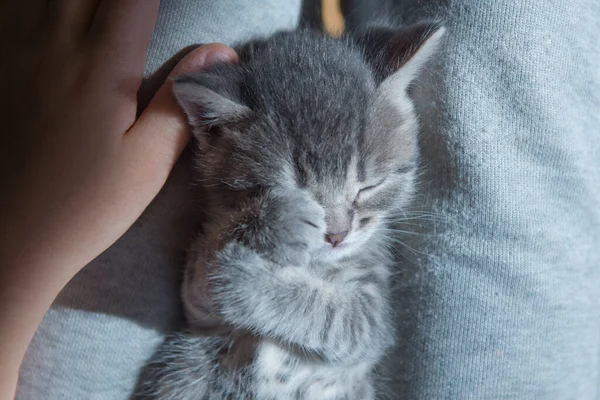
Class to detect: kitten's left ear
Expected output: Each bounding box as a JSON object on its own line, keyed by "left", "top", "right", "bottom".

{"left": 351, "top": 22, "right": 446, "bottom": 89}
{"left": 172, "top": 72, "right": 252, "bottom": 131}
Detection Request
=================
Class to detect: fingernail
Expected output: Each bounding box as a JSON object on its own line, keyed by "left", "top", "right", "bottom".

{"left": 200, "top": 50, "right": 237, "bottom": 69}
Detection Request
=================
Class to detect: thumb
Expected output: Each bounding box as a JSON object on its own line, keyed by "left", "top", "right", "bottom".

{"left": 125, "top": 43, "right": 238, "bottom": 184}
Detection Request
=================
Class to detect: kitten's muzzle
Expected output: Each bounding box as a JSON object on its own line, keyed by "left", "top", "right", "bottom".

{"left": 325, "top": 231, "right": 348, "bottom": 247}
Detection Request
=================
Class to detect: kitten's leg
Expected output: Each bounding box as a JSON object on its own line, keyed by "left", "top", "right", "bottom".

{"left": 135, "top": 332, "right": 253, "bottom": 400}
{"left": 211, "top": 243, "right": 395, "bottom": 366}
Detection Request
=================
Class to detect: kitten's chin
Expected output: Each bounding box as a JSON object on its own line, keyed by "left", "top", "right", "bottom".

{"left": 311, "top": 242, "right": 360, "bottom": 263}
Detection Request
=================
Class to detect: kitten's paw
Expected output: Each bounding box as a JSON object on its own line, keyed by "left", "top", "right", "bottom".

{"left": 258, "top": 189, "right": 326, "bottom": 266}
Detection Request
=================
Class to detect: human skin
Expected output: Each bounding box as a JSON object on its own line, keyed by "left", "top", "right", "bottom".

{"left": 0, "top": 1, "right": 237, "bottom": 398}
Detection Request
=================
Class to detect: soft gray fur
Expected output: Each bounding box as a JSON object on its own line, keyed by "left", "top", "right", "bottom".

{"left": 138, "top": 26, "right": 444, "bottom": 400}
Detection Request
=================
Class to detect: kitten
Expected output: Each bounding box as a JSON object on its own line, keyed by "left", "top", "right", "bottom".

{"left": 138, "top": 22, "right": 445, "bottom": 400}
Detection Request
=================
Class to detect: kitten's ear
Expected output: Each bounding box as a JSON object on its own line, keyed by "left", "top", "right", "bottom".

{"left": 352, "top": 22, "right": 446, "bottom": 88}
{"left": 172, "top": 73, "right": 252, "bottom": 129}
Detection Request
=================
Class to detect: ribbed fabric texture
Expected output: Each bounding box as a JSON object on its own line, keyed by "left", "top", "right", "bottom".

{"left": 17, "top": 0, "right": 600, "bottom": 399}
{"left": 16, "top": 1, "right": 301, "bottom": 399}
{"left": 383, "top": 0, "right": 600, "bottom": 399}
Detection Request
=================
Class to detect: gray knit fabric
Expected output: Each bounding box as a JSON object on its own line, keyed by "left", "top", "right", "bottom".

{"left": 17, "top": 0, "right": 600, "bottom": 399}
{"left": 383, "top": 0, "right": 600, "bottom": 399}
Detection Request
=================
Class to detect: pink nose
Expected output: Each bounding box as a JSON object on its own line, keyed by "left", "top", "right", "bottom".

{"left": 325, "top": 231, "right": 348, "bottom": 247}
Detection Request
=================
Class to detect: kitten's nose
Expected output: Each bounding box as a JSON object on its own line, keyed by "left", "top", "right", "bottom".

{"left": 325, "top": 231, "right": 348, "bottom": 247}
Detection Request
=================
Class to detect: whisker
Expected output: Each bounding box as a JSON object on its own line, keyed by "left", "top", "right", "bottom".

{"left": 376, "top": 228, "right": 426, "bottom": 236}
{"left": 382, "top": 237, "right": 434, "bottom": 257}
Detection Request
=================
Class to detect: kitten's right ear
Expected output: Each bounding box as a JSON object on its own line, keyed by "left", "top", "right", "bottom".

{"left": 351, "top": 22, "right": 446, "bottom": 86}
{"left": 172, "top": 73, "right": 252, "bottom": 129}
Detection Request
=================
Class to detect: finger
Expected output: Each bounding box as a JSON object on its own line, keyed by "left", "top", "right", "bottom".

{"left": 125, "top": 44, "right": 238, "bottom": 186}
{"left": 90, "top": 0, "right": 160, "bottom": 67}
{"left": 47, "top": 0, "right": 101, "bottom": 41}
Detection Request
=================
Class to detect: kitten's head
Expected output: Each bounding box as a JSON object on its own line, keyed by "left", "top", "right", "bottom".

{"left": 174, "top": 24, "right": 444, "bottom": 261}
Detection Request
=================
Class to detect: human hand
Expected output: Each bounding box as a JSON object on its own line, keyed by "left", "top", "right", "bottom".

{"left": 0, "top": 0, "right": 237, "bottom": 278}
{"left": 0, "top": 1, "right": 237, "bottom": 396}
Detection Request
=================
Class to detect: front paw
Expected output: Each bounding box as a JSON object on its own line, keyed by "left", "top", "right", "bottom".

{"left": 248, "top": 189, "right": 326, "bottom": 266}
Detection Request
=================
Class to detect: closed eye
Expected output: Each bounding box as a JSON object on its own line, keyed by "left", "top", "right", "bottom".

{"left": 358, "top": 179, "right": 386, "bottom": 195}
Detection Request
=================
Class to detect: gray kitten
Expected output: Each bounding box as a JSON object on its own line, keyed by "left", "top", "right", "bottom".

{"left": 138, "top": 22, "right": 444, "bottom": 400}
